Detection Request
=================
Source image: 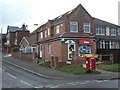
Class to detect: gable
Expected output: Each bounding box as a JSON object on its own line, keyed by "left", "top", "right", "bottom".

{"left": 19, "top": 37, "right": 30, "bottom": 46}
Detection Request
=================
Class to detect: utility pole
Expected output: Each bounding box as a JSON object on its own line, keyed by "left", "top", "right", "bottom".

{"left": 119, "top": 1, "right": 120, "bottom": 25}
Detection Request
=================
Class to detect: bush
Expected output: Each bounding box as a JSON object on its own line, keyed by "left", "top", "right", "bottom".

{"left": 12, "top": 47, "right": 19, "bottom": 52}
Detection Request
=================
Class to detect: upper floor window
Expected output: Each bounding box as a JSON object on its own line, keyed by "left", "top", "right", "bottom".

{"left": 116, "top": 41, "right": 120, "bottom": 49}
{"left": 45, "top": 30, "right": 47, "bottom": 37}
{"left": 96, "top": 27, "right": 105, "bottom": 35}
{"left": 48, "top": 44, "right": 51, "bottom": 53}
{"left": 56, "top": 25, "right": 60, "bottom": 34}
{"left": 118, "top": 29, "right": 120, "bottom": 36}
{"left": 84, "top": 22, "right": 90, "bottom": 33}
{"left": 48, "top": 28, "right": 50, "bottom": 36}
{"left": 70, "top": 21, "right": 78, "bottom": 32}
{"left": 111, "top": 28, "right": 116, "bottom": 36}
{"left": 40, "top": 32, "right": 43, "bottom": 38}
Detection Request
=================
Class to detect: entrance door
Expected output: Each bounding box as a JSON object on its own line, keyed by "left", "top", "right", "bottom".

{"left": 39, "top": 44, "right": 42, "bottom": 57}
{"left": 68, "top": 44, "right": 75, "bottom": 60}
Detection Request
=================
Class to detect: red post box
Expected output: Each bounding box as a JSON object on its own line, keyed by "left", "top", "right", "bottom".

{"left": 86, "top": 57, "right": 96, "bottom": 71}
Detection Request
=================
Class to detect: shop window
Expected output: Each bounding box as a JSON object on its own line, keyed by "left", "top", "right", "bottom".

{"left": 79, "top": 45, "right": 91, "bottom": 54}
{"left": 70, "top": 21, "right": 78, "bottom": 32}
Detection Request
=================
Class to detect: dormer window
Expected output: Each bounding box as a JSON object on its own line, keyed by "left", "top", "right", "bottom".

{"left": 70, "top": 21, "right": 78, "bottom": 32}
{"left": 84, "top": 22, "right": 90, "bottom": 33}
{"left": 111, "top": 28, "right": 116, "bottom": 36}
{"left": 56, "top": 25, "right": 60, "bottom": 34}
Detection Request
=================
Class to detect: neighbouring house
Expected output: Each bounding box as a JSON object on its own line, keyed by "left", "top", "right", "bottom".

{"left": 35, "top": 4, "right": 96, "bottom": 65}
{"left": 94, "top": 18, "right": 120, "bottom": 63}
{"left": 6, "top": 24, "right": 30, "bottom": 53}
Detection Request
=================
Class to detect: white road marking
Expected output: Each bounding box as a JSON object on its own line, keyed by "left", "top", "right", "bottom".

{"left": 0, "top": 68, "right": 2, "bottom": 71}
{"left": 46, "top": 85, "right": 54, "bottom": 87}
{"left": 7, "top": 73, "right": 16, "bottom": 79}
{"left": 49, "top": 86, "right": 59, "bottom": 88}
{"left": 34, "top": 86, "right": 44, "bottom": 88}
{"left": 20, "top": 80, "right": 31, "bottom": 86}
{"left": 84, "top": 81, "right": 90, "bottom": 83}
{"left": 67, "top": 83, "right": 76, "bottom": 85}
{"left": 75, "top": 82, "right": 80, "bottom": 84}
{"left": 95, "top": 80, "right": 103, "bottom": 83}
{"left": 103, "top": 80, "right": 109, "bottom": 82}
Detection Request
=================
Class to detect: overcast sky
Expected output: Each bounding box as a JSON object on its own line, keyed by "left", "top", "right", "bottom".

{"left": 0, "top": 0, "right": 120, "bottom": 33}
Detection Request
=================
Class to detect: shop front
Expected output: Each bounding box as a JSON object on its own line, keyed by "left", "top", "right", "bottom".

{"left": 62, "top": 39, "right": 95, "bottom": 63}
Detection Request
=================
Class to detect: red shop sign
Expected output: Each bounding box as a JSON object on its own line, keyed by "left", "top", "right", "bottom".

{"left": 78, "top": 40, "right": 93, "bottom": 45}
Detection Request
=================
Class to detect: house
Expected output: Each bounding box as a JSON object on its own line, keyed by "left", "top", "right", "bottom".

{"left": 6, "top": 24, "right": 30, "bottom": 53}
{"left": 94, "top": 18, "right": 120, "bottom": 63}
{"left": 35, "top": 4, "right": 96, "bottom": 64}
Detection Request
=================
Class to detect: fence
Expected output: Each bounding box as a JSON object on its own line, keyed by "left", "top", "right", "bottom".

{"left": 97, "top": 49, "right": 120, "bottom": 63}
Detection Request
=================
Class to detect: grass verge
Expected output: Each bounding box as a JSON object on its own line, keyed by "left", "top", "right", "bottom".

{"left": 39, "top": 61, "right": 51, "bottom": 68}
{"left": 97, "top": 64, "right": 120, "bottom": 72}
{"left": 56, "top": 65, "right": 100, "bottom": 75}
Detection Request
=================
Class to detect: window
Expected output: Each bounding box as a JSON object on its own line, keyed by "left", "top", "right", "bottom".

{"left": 84, "top": 23, "right": 90, "bottom": 33}
{"left": 111, "top": 28, "right": 116, "bottom": 36}
{"left": 48, "top": 44, "right": 51, "bottom": 53}
{"left": 84, "top": 22, "right": 90, "bottom": 33}
{"left": 96, "top": 27, "right": 105, "bottom": 35}
{"left": 45, "top": 30, "right": 47, "bottom": 37}
{"left": 56, "top": 25, "right": 60, "bottom": 34}
{"left": 48, "top": 28, "right": 50, "bottom": 36}
{"left": 79, "top": 45, "right": 91, "bottom": 54}
{"left": 100, "top": 40, "right": 114, "bottom": 49}
{"left": 116, "top": 41, "right": 120, "bottom": 49}
{"left": 70, "top": 21, "right": 78, "bottom": 32}
{"left": 40, "top": 32, "right": 43, "bottom": 38}
{"left": 118, "top": 29, "right": 120, "bottom": 36}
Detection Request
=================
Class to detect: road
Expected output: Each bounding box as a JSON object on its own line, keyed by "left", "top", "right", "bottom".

{"left": 1, "top": 59, "right": 119, "bottom": 88}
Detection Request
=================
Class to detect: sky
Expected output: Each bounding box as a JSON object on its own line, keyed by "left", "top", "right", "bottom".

{"left": 0, "top": 0, "right": 120, "bottom": 33}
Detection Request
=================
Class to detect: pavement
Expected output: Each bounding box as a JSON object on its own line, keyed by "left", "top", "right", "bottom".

{"left": 2, "top": 52, "right": 119, "bottom": 80}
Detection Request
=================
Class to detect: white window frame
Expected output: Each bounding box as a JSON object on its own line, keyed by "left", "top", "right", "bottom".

{"left": 68, "top": 44, "right": 75, "bottom": 60}
{"left": 96, "top": 27, "right": 105, "bottom": 35}
{"left": 84, "top": 22, "right": 91, "bottom": 33}
{"left": 40, "top": 32, "right": 43, "bottom": 38}
{"left": 56, "top": 25, "right": 60, "bottom": 34}
{"left": 111, "top": 28, "right": 116, "bottom": 36}
{"left": 48, "top": 28, "right": 50, "bottom": 36}
{"left": 70, "top": 21, "right": 78, "bottom": 33}
{"left": 100, "top": 40, "right": 114, "bottom": 49}
{"left": 48, "top": 44, "right": 51, "bottom": 53}
{"left": 45, "top": 30, "right": 47, "bottom": 37}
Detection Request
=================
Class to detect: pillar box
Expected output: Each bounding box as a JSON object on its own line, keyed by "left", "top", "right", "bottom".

{"left": 86, "top": 57, "right": 96, "bottom": 71}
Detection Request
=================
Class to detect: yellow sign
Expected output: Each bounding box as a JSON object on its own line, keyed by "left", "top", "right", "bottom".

{"left": 81, "top": 54, "right": 98, "bottom": 58}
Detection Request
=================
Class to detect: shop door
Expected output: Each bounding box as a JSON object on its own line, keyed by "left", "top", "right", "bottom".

{"left": 39, "top": 44, "right": 42, "bottom": 57}
{"left": 68, "top": 44, "right": 75, "bottom": 60}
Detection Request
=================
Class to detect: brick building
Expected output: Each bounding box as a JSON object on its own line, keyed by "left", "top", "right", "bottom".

{"left": 33, "top": 4, "right": 97, "bottom": 64}
{"left": 6, "top": 24, "right": 29, "bottom": 53}
{"left": 94, "top": 18, "right": 120, "bottom": 63}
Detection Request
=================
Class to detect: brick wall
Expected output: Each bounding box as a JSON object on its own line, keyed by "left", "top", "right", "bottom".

{"left": 16, "top": 31, "right": 29, "bottom": 46}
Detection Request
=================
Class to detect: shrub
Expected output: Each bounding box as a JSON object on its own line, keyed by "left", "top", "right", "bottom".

{"left": 12, "top": 47, "right": 19, "bottom": 52}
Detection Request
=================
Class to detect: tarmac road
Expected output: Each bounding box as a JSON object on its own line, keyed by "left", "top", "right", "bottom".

{"left": 2, "top": 61, "right": 119, "bottom": 88}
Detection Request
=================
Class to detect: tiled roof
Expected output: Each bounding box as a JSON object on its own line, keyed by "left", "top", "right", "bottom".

{"left": 7, "top": 26, "right": 20, "bottom": 33}
{"left": 93, "top": 18, "right": 120, "bottom": 28}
